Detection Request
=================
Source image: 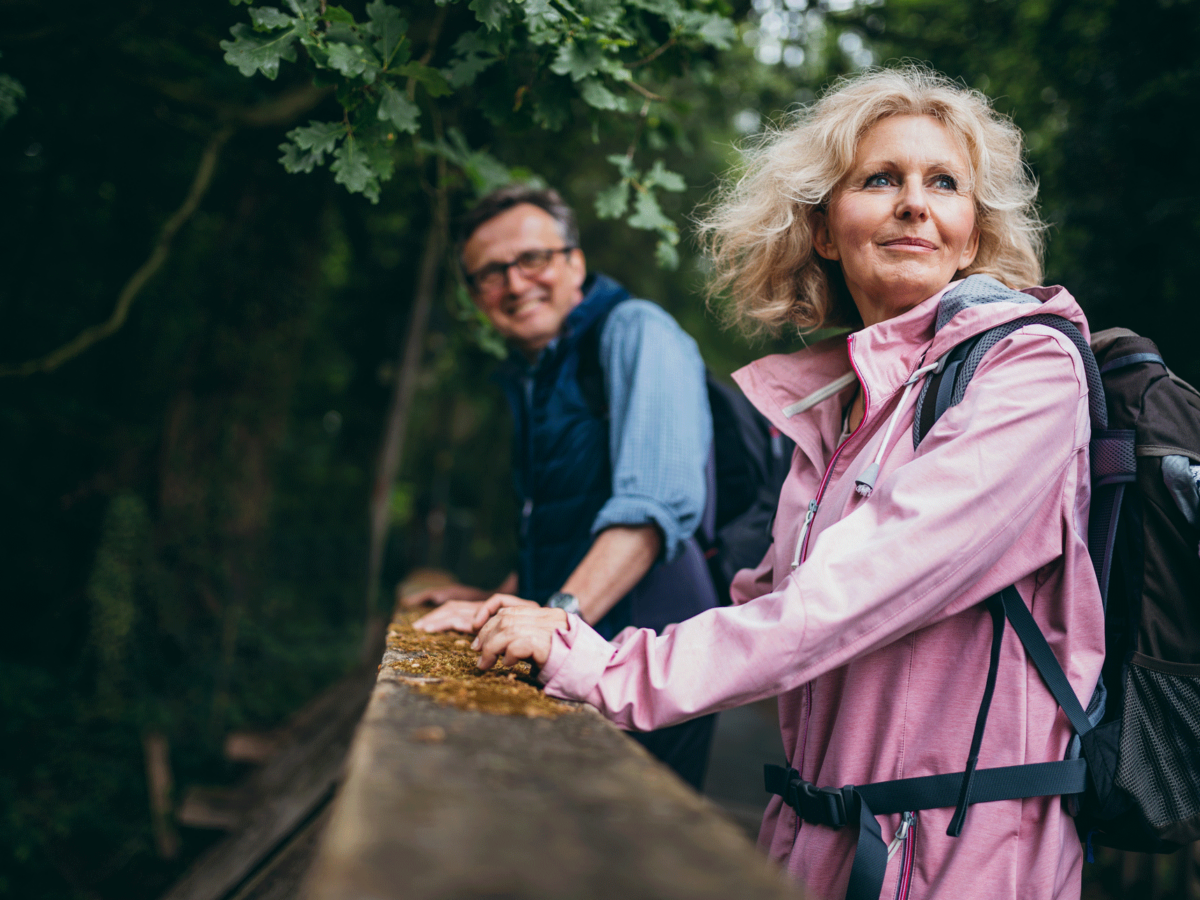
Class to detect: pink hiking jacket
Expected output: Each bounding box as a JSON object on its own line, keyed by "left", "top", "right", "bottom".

{"left": 540, "top": 280, "right": 1105, "bottom": 900}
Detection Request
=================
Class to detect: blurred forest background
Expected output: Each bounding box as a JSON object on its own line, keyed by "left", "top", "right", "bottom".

{"left": 1, "top": 0, "right": 1198, "bottom": 898}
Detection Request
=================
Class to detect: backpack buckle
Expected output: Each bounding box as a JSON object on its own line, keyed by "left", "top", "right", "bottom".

{"left": 784, "top": 775, "right": 848, "bottom": 828}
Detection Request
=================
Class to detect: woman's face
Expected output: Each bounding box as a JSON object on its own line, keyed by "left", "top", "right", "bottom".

{"left": 813, "top": 114, "right": 980, "bottom": 328}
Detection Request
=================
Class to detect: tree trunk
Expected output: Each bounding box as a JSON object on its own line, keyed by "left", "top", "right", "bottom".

{"left": 362, "top": 196, "right": 448, "bottom": 662}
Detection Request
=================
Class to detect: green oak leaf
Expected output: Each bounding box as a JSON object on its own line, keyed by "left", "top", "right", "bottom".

{"left": 0, "top": 74, "right": 24, "bottom": 127}
{"left": 249, "top": 7, "right": 294, "bottom": 30}
{"left": 522, "top": 0, "right": 563, "bottom": 30}
{"left": 644, "top": 159, "right": 685, "bottom": 192}
{"left": 462, "top": 152, "right": 511, "bottom": 195}
{"left": 655, "top": 239, "right": 679, "bottom": 269}
{"left": 469, "top": 0, "right": 510, "bottom": 31}
{"left": 279, "top": 140, "right": 323, "bottom": 173}
{"left": 221, "top": 23, "right": 298, "bottom": 79}
{"left": 579, "top": 79, "right": 621, "bottom": 110}
{"left": 605, "top": 153, "right": 637, "bottom": 180}
{"left": 323, "top": 23, "right": 369, "bottom": 48}
{"left": 284, "top": 0, "right": 321, "bottom": 18}
{"left": 353, "top": 121, "right": 397, "bottom": 184}
{"left": 595, "top": 182, "right": 629, "bottom": 219}
{"left": 444, "top": 31, "right": 502, "bottom": 87}
{"left": 289, "top": 119, "right": 345, "bottom": 159}
{"left": 682, "top": 10, "right": 737, "bottom": 49}
{"left": 551, "top": 42, "right": 607, "bottom": 82}
{"left": 395, "top": 62, "right": 452, "bottom": 98}
{"left": 628, "top": 189, "right": 673, "bottom": 232}
{"left": 326, "top": 42, "right": 381, "bottom": 82}
{"left": 625, "top": 0, "right": 677, "bottom": 18}
{"left": 323, "top": 4, "right": 357, "bottom": 25}
{"left": 365, "top": 0, "right": 409, "bottom": 67}
{"left": 377, "top": 83, "right": 420, "bottom": 134}
{"left": 532, "top": 92, "right": 571, "bottom": 131}
{"left": 420, "top": 129, "right": 512, "bottom": 194}
{"left": 331, "top": 137, "right": 381, "bottom": 202}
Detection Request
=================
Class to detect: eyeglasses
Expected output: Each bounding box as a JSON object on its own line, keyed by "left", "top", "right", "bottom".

{"left": 466, "top": 247, "right": 576, "bottom": 295}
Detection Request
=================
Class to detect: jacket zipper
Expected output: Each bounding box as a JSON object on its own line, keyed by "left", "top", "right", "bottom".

{"left": 794, "top": 334, "right": 870, "bottom": 793}
{"left": 890, "top": 811, "right": 917, "bottom": 900}
{"left": 795, "top": 334, "right": 870, "bottom": 566}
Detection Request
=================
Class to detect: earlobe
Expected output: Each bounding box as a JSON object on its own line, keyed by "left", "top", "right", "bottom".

{"left": 811, "top": 211, "right": 839, "bottom": 261}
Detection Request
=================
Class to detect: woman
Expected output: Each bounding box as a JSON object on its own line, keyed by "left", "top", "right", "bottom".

{"left": 472, "top": 67, "right": 1105, "bottom": 900}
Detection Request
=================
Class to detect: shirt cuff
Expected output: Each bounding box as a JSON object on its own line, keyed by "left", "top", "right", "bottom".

{"left": 592, "top": 494, "right": 687, "bottom": 561}
{"left": 539, "top": 613, "right": 615, "bottom": 702}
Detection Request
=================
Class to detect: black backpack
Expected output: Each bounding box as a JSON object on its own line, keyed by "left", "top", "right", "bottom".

{"left": 764, "top": 313, "right": 1200, "bottom": 900}
{"left": 577, "top": 304, "right": 793, "bottom": 603}
{"left": 911, "top": 320, "right": 1200, "bottom": 857}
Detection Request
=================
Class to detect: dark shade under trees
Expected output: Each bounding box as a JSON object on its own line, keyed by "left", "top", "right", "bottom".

{"left": 2, "top": 0, "right": 1198, "bottom": 898}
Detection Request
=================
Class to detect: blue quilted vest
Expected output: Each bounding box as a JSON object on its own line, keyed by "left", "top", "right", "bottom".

{"left": 496, "top": 274, "right": 717, "bottom": 639}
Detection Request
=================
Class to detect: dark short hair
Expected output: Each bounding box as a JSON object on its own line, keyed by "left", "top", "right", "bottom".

{"left": 456, "top": 184, "right": 580, "bottom": 256}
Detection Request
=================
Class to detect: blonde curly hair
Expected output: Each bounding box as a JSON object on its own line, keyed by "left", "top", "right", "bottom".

{"left": 699, "top": 66, "right": 1046, "bottom": 335}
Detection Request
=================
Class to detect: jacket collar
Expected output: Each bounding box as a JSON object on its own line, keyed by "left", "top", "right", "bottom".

{"left": 733, "top": 276, "right": 1088, "bottom": 455}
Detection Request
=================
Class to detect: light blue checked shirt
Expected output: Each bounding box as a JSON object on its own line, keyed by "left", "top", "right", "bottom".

{"left": 590, "top": 299, "right": 712, "bottom": 561}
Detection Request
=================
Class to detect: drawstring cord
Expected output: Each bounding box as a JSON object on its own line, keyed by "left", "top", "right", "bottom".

{"left": 854, "top": 362, "right": 939, "bottom": 498}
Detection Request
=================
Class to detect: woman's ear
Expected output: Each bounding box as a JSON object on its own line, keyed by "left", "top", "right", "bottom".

{"left": 812, "top": 210, "right": 840, "bottom": 261}
{"left": 958, "top": 226, "right": 981, "bottom": 271}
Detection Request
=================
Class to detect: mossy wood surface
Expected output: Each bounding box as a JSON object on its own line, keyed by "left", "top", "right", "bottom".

{"left": 302, "top": 613, "right": 803, "bottom": 900}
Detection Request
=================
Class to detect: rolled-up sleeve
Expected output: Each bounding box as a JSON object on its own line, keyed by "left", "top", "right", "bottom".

{"left": 590, "top": 300, "right": 711, "bottom": 561}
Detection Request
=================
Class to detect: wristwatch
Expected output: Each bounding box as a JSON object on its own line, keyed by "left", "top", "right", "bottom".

{"left": 546, "top": 591, "right": 581, "bottom": 617}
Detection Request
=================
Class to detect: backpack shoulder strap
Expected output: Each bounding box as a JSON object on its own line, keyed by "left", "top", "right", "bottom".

{"left": 913, "top": 314, "right": 1108, "bottom": 449}
{"left": 575, "top": 302, "right": 620, "bottom": 419}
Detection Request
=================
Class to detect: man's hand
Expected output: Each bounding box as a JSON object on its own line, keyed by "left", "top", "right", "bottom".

{"left": 412, "top": 600, "right": 488, "bottom": 633}
{"left": 399, "top": 582, "right": 490, "bottom": 608}
{"left": 472, "top": 606, "right": 568, "bottom": 671}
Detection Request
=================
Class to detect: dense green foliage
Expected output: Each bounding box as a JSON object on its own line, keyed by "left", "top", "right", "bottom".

{"left": 219, "top": 0, "right": 738, "bottom": 263}
{"left": 1, "top": 0, "right": 1197, "bottom": 897}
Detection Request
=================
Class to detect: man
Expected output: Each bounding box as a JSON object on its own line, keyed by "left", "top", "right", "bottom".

{"left": 406, "top": 184, "right": 718, "bottom": 788}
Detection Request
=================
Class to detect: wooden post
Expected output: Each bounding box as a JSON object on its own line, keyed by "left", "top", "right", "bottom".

{"left": 143, "top": 731, "right": 180, "bottom": 860}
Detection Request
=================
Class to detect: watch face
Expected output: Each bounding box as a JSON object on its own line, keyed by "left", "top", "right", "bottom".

{"left": 549, "top": 592, "right": 578, "bottom": 613}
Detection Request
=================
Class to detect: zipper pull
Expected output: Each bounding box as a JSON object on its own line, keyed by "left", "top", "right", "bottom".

{"left": 887, "top": 811, "right": 915, "bottom": 861}
{"left": 791, "top": 499, "right": 819, "bottom": 569}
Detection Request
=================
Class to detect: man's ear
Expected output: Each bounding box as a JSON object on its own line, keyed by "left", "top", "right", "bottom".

{"left": 811, "top": 210, "right": 839, "bottom": 261}
{"left": 567, "top": 247, "right": 587, "bottom": 289}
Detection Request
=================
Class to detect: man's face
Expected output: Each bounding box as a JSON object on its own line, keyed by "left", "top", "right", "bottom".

{"left": 462, "top": 203, "right": 587, "bottom": 359}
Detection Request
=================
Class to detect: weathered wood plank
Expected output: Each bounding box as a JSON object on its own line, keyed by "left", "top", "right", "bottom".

{"left": 303, "top": 670, "right": 803, "bottom": 900}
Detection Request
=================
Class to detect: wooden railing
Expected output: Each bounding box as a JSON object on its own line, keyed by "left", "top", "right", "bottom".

{"left": 298, "top": 609, "right": 803, "bottom": 900}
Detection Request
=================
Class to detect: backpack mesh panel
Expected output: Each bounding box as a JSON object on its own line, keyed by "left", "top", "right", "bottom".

{"left": 1115, "top": 660, "right": 1200, "bottom": 831}
{"left": 1091, "top": 431, "right": 1138, "bottom": 483}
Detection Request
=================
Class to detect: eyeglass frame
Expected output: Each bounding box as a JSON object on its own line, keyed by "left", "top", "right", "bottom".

{"left": 464, "top": 246, "right": 578, "bottom": 296}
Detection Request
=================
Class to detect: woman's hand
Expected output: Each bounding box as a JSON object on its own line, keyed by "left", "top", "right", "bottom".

{"left": 472, "top": 605, "right": 568, "bottom": 671}
{"left": 470, "top": 593, "right": 541, "bottom": 631}
{"left": 413, "top": 593, "right": 538, "bottom": 635}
